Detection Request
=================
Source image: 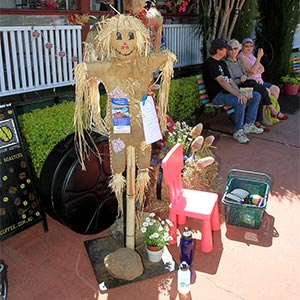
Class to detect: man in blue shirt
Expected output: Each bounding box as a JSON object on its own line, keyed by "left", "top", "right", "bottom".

{"left": 202, "top": 38, "right": 263, "bottom": 143}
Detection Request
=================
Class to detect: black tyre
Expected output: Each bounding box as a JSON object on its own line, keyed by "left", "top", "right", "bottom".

{"left": 38, "top": 131, "right": 118, "bottom": 234}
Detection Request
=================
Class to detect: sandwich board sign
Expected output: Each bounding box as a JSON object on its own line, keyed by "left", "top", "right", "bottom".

{"left": 0, "top": 103, "right": 42, "bottom": 241}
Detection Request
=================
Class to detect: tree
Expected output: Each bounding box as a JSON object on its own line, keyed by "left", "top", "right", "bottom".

{"left": 232, "top": 0, "right": 258, "bottom": 41}
{"left": 255, "top": 0, "right": 300, "bottom": 83}
{"left": 197, "top": 0, "right": 252, "bottom": 59}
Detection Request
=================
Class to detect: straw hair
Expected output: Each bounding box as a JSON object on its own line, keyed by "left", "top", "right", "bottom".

{"left": 155, "top": 50, "right": 176, "bottom": 132}
{"left": 74, "top": 64, "right": 108, "bottom": 168}
{"left": 109, "top": 173, "right": 126, "bottom": 217}
{"left": 136, "top": 168, "right": 150, "bottom": 211}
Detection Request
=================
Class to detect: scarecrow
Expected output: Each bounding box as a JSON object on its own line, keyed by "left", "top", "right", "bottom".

{"left": 74, "top": 13, "right": 176, "bottom": 251}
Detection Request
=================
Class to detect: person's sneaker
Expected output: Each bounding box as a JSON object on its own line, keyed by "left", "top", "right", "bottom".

{"left": 233, "top": 129, "right": 249, "bottom": 144}
{"left": 244, "top": 123, "right": 264, "bottom": 134}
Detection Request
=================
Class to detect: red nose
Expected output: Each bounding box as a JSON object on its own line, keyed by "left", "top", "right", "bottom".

{"left": 121, "top": 43, "right": 129, "bottom": 49}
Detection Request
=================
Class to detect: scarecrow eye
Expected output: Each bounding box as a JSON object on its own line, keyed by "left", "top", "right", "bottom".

{"left": 128, "top": 32, "right": 134, "bottom": 40}
{"left": 116, "top": 32, "right": 122, "bottom": 40}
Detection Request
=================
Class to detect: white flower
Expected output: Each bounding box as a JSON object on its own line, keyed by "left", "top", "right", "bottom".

{"left": 166, "top": 219, "right": 173, "bottom": 226}
{"left": 140, "top": 212, "right": 174, "bottom": 248}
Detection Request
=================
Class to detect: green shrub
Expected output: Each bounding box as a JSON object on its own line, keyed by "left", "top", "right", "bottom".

{"left": 18, "top": 93, "right": 108, "bottom": 179}
{"left": 167, "top": 75, "right": 201, "bottom": 124}
{"left": 18, "top": 101, "right": 76, "bottom": 178}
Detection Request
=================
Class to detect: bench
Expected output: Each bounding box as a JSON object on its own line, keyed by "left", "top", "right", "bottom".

{"left": 196, "top": 75, "right": 234, "bottom": 134}
{"left": 292, "top": 52, "right": 300, "bottom": 75}
{"left": 197, "top": 75, "right": 235, "bottom": 115}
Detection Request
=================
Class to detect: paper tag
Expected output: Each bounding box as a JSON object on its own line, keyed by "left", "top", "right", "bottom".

{"left": 140, "top": 95, "right": 162, "bottom": 145}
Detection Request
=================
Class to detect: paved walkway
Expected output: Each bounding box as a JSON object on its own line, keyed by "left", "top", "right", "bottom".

{"left": 1, "top": 100, "right": 299, "bottom": 300}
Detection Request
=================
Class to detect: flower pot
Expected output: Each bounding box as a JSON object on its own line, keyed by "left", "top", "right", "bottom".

{"left": 146, "top": 246, "right": 163, "bottom": 262}
{"left": 283, "top": 83, "right": 300, "bottom": 96}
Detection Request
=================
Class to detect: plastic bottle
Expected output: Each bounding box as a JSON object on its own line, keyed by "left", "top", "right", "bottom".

{"left": 178, "top": 261, "right": 191, "bottom": 294}
{"left": 180, "top": 227, "right": 194, "bottom": 266}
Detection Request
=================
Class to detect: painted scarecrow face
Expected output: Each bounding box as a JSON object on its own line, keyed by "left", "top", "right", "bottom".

{"left": 111, "top": 29, "right": 138, "bottom": 60}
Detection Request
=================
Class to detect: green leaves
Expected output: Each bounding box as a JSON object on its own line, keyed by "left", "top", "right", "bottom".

{"left": 165, "top": 121, "right": 193, "bottom": 152}
{"left": 168, "top": 76, "right": 201, "bottom": 124}
{"left": 18, "top": 101, "right": 75, "bottom": 178}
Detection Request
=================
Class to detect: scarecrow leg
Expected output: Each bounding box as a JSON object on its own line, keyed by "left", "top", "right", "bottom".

{"left": 126, "top": 145, "right": 136, "bottom": 250}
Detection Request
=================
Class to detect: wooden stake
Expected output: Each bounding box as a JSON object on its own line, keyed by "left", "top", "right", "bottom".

{"left": 126, "top": 145, "right": 136, "bottom": 250}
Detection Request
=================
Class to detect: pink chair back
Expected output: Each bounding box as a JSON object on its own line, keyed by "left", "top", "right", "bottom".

{"left": 162, "top": 143, "right": 184, "bottom": 207}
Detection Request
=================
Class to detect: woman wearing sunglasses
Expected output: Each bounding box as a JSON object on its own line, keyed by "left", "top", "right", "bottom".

{"left": 224, "top": 39, "right": 287, "bottom": 131}
{"left": 238, "top": 38, "right": 288, "bottom": 121}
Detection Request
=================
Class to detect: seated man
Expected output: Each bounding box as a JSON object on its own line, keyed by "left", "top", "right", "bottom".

{"left": 202, "top": 38, "right": 263, "bottom": 144}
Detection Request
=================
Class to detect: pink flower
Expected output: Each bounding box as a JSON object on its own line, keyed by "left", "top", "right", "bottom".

{"left": 178, "top": 5, "right": 186, "bottom": 13}
{"left": 165, "top": 1, "right": 172, "bottom": 7}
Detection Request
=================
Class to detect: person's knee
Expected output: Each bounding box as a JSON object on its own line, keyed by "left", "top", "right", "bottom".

{"left": 252, "top": 91, "right": 261, "bottom": 101}
{"left": 271, "top": 85, "right": 280, "bottom": 95}
{"left": 235, "top": 102, "right": 246, "bottom": 110}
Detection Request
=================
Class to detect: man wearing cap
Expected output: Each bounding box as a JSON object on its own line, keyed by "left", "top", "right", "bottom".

{"left": 202, "top": 38, "right": 263, "bottom": 144}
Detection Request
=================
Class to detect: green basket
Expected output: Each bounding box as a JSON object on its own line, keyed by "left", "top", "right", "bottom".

{"left": 222, "top": 169, "right": 271, "bottom": 229}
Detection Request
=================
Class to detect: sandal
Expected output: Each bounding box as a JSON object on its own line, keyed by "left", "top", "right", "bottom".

{"left": 255, "top": 122, "right": 270, "bottom": 132}
{"left": 271, "top": 111, "right": 288, "bottom": 120}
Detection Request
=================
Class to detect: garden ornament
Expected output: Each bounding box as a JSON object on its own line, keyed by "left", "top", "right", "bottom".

{"left": 74, "top": 12, "right": 176, "bottom": 250}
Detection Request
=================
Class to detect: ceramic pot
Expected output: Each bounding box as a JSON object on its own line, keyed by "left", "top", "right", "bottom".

{"left": 283, "top": 83, "right": 300, "bottom": 96}
{"left": 146, "top": 246, "right": 163, "bottom": 262}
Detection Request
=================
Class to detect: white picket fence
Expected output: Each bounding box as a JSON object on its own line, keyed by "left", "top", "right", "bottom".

{"left": 0, "top": 25, "right": 82, "bottom": 97}
{"left": 0, "top": 24, "right": 202, "bottom": 98}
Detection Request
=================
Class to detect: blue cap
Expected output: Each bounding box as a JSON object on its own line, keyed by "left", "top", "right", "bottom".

{"left": 242, "top": 38, "right": 254, "bottom": 45}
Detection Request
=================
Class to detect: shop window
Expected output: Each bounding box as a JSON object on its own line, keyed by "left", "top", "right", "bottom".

{"left": 4, "top": 0, "right": 77, "bottom": 10}
{"left": 90, "top": 0, "right": 113, "bottom": 11}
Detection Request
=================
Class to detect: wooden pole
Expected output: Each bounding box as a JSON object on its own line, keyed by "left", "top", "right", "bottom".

{"left": 126, "top": 145, "right": 136, "bottom": 250}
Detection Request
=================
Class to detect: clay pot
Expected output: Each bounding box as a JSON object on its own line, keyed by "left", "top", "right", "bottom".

{"left": 283, "top": 83, "right": 300, "bottom": 96}
{"left": 146, "top": 245, "right": 163, "bottom": 262}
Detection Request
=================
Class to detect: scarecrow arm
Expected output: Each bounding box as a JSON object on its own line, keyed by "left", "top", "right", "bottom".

{"left": 85, "top": 61, "right": 109, "bottom": 78}
{"left": 149, "top": 51, "right": 172, "bottom": 71}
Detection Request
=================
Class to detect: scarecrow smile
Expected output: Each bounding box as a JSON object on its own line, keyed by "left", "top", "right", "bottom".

{"left": 116, "top": 47, "right": 137, "bottom": 57}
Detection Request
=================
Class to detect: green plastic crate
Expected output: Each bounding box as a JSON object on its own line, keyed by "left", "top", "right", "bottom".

{"left": 222, "top": 169, "right": 271, "bottom": 229}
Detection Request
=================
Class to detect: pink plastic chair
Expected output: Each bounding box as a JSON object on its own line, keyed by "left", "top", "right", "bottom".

{"left": 162, "top": 143, "right": 220, "bottom": 253}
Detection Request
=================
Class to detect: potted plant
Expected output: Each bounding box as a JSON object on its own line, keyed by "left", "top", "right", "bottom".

{"left": 281, "top": 75, "right": 300, "bottom": 96}
{"left": 140, "top": 213, "right": 173, "bottom": 262}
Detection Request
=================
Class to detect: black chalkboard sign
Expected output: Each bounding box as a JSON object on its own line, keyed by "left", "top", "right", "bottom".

{"left": 0, "top": 103, "right": 42, "bottom": 241}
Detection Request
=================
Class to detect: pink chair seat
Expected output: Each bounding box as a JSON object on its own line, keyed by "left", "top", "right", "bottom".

{"left": 162, "top": 143, "right": 220, "bottom": 253}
